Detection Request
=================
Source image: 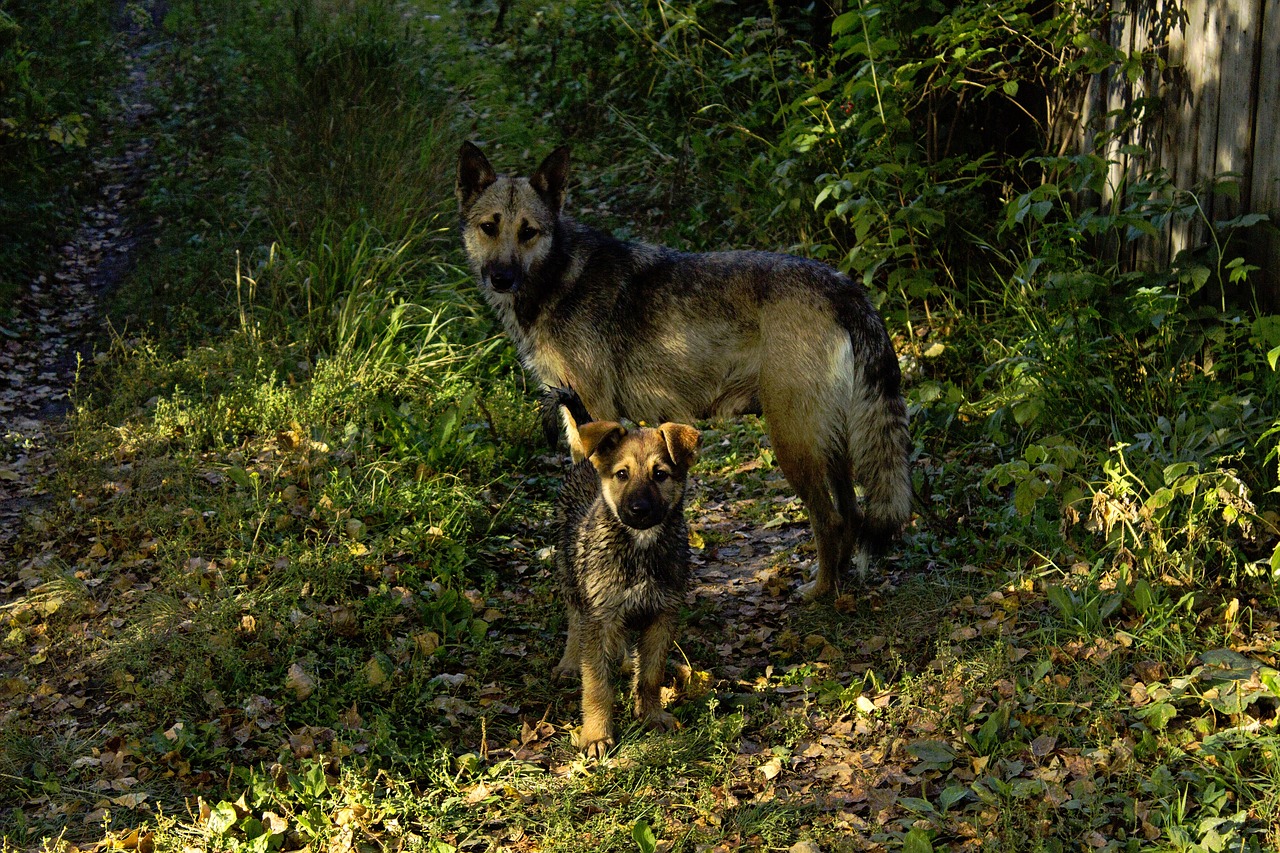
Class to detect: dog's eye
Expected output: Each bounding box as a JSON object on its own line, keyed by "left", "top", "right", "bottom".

{"left": 479, "top": 221, "right": 498, "bottom": 237}
{"left": 653, "top": 468, "right": 669, "bottom": 482}
{"left": 614, "top": 469, "right": 629, "bottom": 482}
{"left": 517, "top": 224, "right": 539, "bottom": 242}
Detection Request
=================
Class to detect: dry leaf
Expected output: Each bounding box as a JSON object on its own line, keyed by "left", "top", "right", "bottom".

{"left": 285, "top": 662, "right": 316, "bottom": 701}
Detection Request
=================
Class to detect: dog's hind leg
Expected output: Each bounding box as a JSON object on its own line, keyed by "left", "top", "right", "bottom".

{"left": 768, "top": 425, "right": 847, "bottom": 600}
{"left": 553, "top": 607, "right": 581, "bottom": 681}
{"left": 633, "top": 614, "right": 677, "bottom": 732}
{"left": 828, "top": 462, "right": 864, "bottom": 577}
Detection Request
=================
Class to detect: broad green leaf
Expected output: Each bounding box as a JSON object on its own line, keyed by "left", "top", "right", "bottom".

{"left": 903, "top": 826, "right": 935, "bottom": 853}
{"left": 937, "top": 784, "right": 968, "bottom": 812}
{"left": 208, "top": 801, "right": 239, "bottom": 835}
{"left": 906, "top": 739, "right": 957, "bottom": 769}
{"left": 631, "top": 819, "right": 657, "bottom": 853}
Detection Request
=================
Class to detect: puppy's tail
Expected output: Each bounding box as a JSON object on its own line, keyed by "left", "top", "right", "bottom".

{"left": 539, "top": 385, "right": 593, "bottom": 457}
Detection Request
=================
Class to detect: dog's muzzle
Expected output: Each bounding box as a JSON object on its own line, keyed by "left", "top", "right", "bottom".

{"left": 483, "top": 262, "right": 523, "bottom": 294}
{"left": 619, "top": 490, "right": 665, "bottom": 530}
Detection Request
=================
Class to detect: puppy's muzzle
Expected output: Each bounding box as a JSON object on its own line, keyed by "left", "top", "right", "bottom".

{"left": 619, "top": 490, "right": 666, "bottom": 530}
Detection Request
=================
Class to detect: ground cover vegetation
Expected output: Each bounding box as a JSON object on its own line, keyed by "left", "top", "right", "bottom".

{"left": 2, "top": 0, "right": 1279, "bottom": 850}
{"left": 0, "top": 0, "right": 122, "bottom": 314}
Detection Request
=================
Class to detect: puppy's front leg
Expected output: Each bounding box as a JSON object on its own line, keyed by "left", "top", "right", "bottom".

{"left": 633, "top": 614, "right": 677, "bottom": 732}
{"left": 578, "top": 627, "right": 614, "bottom": 758}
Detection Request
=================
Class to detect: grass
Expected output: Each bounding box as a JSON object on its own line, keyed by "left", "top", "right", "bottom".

{"left": 1, "top": 0, "right": 1278, "bottom": 851}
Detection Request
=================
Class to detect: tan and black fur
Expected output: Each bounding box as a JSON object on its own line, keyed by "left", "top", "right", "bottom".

{"left": 457, "top": 142, "right": 911, "bottom": 599}
{"left": 552, "top": 410, "right": 699, "bottom": 758}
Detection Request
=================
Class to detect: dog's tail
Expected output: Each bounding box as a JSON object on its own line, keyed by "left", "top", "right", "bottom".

{"left": 841, "top": 312, "right": 913, "bottom": 559}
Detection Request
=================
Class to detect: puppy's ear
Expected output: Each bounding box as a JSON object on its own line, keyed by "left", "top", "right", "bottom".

{"left": 558, "top": 403, "right": 586, "bottom": 463}
{"left": 457, "top": 142, "right": 497, "bottom": 210}
{"left": 658, "top": 423, "right": 700, "bottom": 471}
{"left": 578, "top": 421, "right": 626, "bottom": 462}
{"left": 530, "top": 145, "right": 571, "bottom": 213}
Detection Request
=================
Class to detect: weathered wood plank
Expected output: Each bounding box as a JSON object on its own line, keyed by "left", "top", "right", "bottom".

{"left": 1249, "top": 0, "right": 1280, "bottom": 307}
{"left": 1211, "top": 0, "right": 1259, "bottom": 223}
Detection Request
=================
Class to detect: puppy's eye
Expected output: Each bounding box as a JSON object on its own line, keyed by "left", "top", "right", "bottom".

{"left": 614, "top": 469, "right": 630, "bottom": 482}
{"left": 517, "top": 224, "right": 539, "bottom": 242}
{"left": 479, "top": 221, "right": 498, "bottom": 237}
{"left": 653, "top": 468, "right": 669, "bottom": 482}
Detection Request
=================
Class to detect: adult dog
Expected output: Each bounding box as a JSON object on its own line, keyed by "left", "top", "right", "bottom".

{"left": 456, "top": 142, "right": 910, "bottom": 598}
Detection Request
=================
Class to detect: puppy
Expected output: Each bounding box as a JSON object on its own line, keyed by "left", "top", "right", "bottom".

{"left": 552, "top": 409, "right": 699, "bottom": 758}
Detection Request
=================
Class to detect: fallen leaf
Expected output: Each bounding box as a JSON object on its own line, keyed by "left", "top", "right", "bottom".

{"left": 285, "top": 662, "right": 316, "bottom": 701}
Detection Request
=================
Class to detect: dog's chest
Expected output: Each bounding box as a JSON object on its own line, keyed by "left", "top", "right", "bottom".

{"left": 521, "top": 324, "right": 615, "bottom": 414}
{"left": 573, "top": 524, "right": 683, "bottom": 618}
{"left": 582, "top": 561, "right": 664, "bottom": 614}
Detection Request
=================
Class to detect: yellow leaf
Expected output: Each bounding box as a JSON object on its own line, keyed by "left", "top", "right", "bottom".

{"left": 414, "top": 632, "right": 441, "bottom": 655}
{"left": 111, "top": 793, "right": 149, "bottom": 809}
{"left": 364, "top": 657, "right": 388, "bottom": 687}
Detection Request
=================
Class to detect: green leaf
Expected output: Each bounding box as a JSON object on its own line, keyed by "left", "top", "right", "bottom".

{"left": 208, "top": 801, "right": 239, "bottom": 835}
{"left": 1267, "top": 344, "right": 1280, "bottom": 372}
{"left": 1130, "top": 579, "right": 1155, "bottom": 614}
{"left": 903, "top": 826, "right": 935, "bottom": 853}
{"left": 906, "top": 739, "right": 957, "bottom": 768}
{"left": 898, "top": 796, "right": 937, "bottom": 814}
{"left": 1134, "top": 701, "right": 1178, "bottom": 730}
{"left": 937, "top": 784, "right": 968, "bottom": 812}
{"left": 1002, "top": 80, "right": 1018, "bottom": 96}
{"left": 632, "top": 819, "right": 657, "bottom": 853}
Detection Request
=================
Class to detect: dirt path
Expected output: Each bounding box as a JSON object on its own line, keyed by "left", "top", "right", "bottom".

{"left": 0, "top": 14, "right": 159, "bottom": 559}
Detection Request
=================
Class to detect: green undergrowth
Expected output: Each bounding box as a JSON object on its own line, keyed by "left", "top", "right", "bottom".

{"left": 0, "top": 0, "right": 122, "bottom": 314}
{"left": 2, "top": 0, "right": 1279, "bottom": 851}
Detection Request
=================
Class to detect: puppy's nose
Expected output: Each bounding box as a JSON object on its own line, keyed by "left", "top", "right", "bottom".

{"left": 628, "top": 495, "right": 652, "bottom": 516}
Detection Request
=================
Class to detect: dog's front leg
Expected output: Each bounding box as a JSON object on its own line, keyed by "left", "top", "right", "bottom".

{"left": 577, "top": 624, "right": 615, "bottom": 759}
{"left": 633, "top": 614, "right": 677, "bottom": 732}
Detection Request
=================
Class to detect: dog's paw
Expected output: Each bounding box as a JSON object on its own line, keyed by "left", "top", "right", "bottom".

{"left": 581, "top": 736, "right": 614, "bottom": 760}
{"left": 796, "top": 577, "right": 833, "bottom": 601}
{"left": 642, "top": 711, "right": 678, "bottom": 732}
{"left": 552, "top": 662, "right": 579, "bottom": 682}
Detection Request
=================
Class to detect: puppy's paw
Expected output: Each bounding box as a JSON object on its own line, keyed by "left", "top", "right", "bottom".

{"left": 552, "top": 662, "right": 579, "bottom": 682}
{"left": 581, "top": 736, "right": 614, "bottom": 760}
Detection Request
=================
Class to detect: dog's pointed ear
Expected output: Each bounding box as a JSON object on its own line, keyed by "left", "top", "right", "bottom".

{"left": 578, "top": 420, "right": 626, "bottom": 462}
{"left": 529, "top": 145, "right": 571, "bottom": 212}
{"left": 457, "top": 142, "right": 497, "bottom": 210}
{"left": 658, "top": 422, "right": 700, "bottom": 470}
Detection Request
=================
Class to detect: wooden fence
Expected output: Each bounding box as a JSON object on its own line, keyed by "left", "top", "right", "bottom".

{"left": 1081, "top": 0, "right": 1279, "bottom": 307}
